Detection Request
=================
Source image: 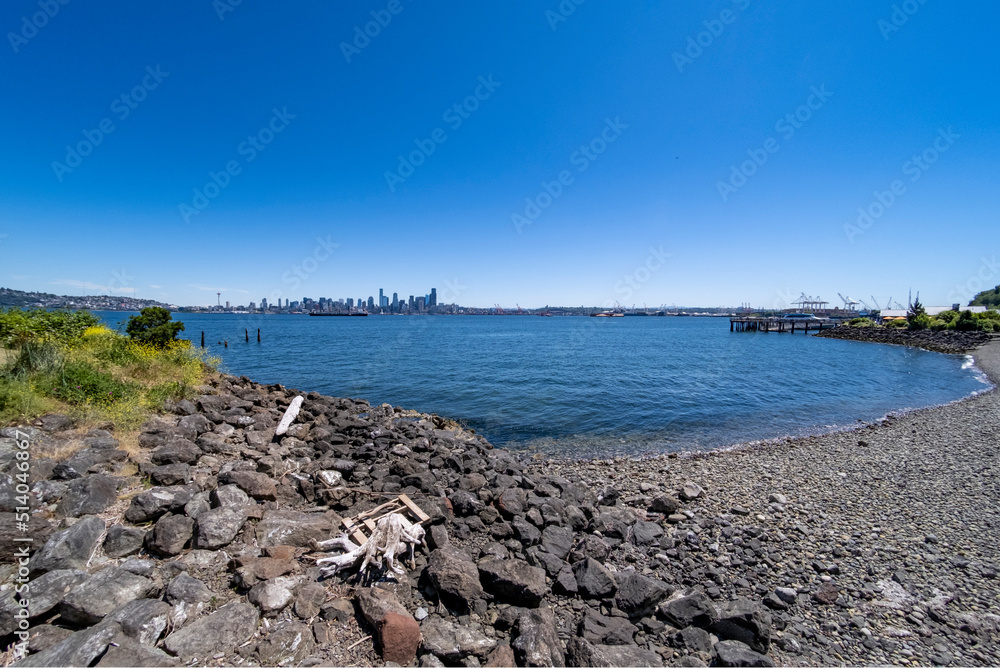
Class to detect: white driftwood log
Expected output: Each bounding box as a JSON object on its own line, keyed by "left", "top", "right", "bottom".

{"left": 275, "top": 395, "right": 304, "bottom": 436}
{"left": 314, "top": 513, "right": 425, "bottom": 578}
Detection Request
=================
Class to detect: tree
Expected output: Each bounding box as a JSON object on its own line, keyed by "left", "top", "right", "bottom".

{"left": 907, "top": 295, "right": 929, "bottom": 331}
{"left": 126, "top": 307, "right": 184, "bottom": 347}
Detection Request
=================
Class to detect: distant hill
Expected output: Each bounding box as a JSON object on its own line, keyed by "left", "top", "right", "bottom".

{"left": 0, "top": 287, "right": 172, "bottom": 311}
{"left": 970, "top": 285, "right": 1000, "bottom": 309}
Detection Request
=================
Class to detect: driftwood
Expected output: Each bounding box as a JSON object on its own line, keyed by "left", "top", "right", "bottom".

{"left": 275, "top": 396, "right": 304, "bottom": 436}
{"left": 314, "top": 513, "right": 425, "bottom": 578}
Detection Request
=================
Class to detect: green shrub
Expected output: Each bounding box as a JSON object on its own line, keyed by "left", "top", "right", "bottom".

{"left": 929, "top": 318, "right": 950, "bottom": 332}
{"left": 979, "top": 309, "right": 1000, "bottom": 321}
{"left": 0, "top": 308, "right": 99, "bottom": 346}
{"left": 6, "top": 340, "right": 63, "bottom": 379}
{"left": 41, "top": 360, "right": 133, "bottom": 406}
{"left": 126, "top": 307, "right": 184, "bottom": 348}
{"left": 935, "top": 310, "right": 960, "bottom": 324}
{"left": 885, "top": 319, "right": 909, "bottom": 328}
{"left": 908, "top": 314, "right": 931, "bottom": 331}
{"left": 979, "top": 320, "right": 996, "bottom": 333}
{"left": 955, "top": 310, "right": 978, "bottom": 332}
{"left": 849, "top": 317, "right": 874, "bottom": 327}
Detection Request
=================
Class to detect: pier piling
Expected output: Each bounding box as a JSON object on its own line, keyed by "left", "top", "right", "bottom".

{"left": 257, "top": 329, "right": 261, "bottom": 343}
{"left": 200, "top": 332, "right": 204, "bottom": 348}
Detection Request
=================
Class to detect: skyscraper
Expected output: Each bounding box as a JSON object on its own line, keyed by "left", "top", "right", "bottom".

{"left": 260, "top": 298, "right": 268, "bottom": 311}
{"left": 379, "top": 288, "right": 387, "bottom": 308}
{"left": 429, "top": 288, "right": 437, "bottom": 307}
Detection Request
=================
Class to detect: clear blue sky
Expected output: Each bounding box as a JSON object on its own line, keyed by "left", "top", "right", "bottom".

{"left": 2, "top": 0, "right": 998, "bottom": 309}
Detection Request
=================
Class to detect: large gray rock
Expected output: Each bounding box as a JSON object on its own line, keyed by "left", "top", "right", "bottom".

{"left": 55, "top": 475, "right": 118, "bottom": 517}
{"left": 427, "top": 547, "right": 484, "bottom": 612}
{"left": 150, "top": 440, "right": 201, "bottom": 465}
{"left": 255, "top": 509, "right": 331, "bottom": 547}
{"left": 512, "top": 606, "right": 565, "bottom": 667}
{"left": 712, "top": 639, "right": 775, "bottom": 667}
{"left": 163, "top": 600, "right": 259, "bottom": 660}
{"left": 540, "top": 525, "right": 574, "bottom": 560}
{"left": 29, "top": 516, "right": 105, "bottom": 574}
{"left": 194, "top": 506, "right": 246, "bottom": 549}
{"left": 614, "top": 572, "right": 671, "bottom": 619}
{"left": 709, "top": 598, "right": 772, "bottom": 654}
{"left": 124, "top": 486, "right": 196, "bottom": 523}
{"left": 95, "top": 632, "right": 178, "bottom": 666}
{"left": 478, "top": 558, "right": 547, "bottom": 607}
{"left": 578, "top": 610, "right": 637, "bottom": 646}
{"left": 210, "top": 484, "right": 251, "bottom": 509}
{"left": 16, "top": 620, "right": 121, "bottom": 667}
{"left": 573, "top": 557, "right": 617, "bottom": 599}
{"left": 256, "top": 620, "right": 315, "bottom": 666}
{"left": 149, "top": 463, "right": 192, "bottom": 486}
{"left": 248, "top": 579, "right": 296, "bottom": 614}
{"left": 421, "top": 616, "right": 497, "bottom": 661}
{"left": 59, "top": 567, "right": 156, "bottom": 625}
{"left": 660, "top": 589, "right": 717, "bottom": 629}
{"left": 217, "top": 470, "right": 277, "bottom": 500}
{"left": 164, "top": 573, "right": 213, "bottom": 628}
{"left": 24, "top": 568, "right": 88, "bottom": 619}
{"left": 145, "top": 514, "right": 194, "bottom": 557}
{"left": 106, "top": 598, "right": 173, "bottom": 646}
{"left": 104, "top": 524, "right": 145, "bottom": 558}
{"left": 565, "top": 637, "right": 664, "bottom": 667}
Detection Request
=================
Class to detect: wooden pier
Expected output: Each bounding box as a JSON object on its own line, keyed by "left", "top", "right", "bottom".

{"left": 730, "top": 317, "right": 832, "bottom": 334}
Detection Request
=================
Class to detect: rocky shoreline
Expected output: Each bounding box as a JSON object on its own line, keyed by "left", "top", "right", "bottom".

{"left": 1, "top": 344, "right": 998, "bottom": 667}
{"left": 814, "top": 325, "right": 993, "bottom": 354}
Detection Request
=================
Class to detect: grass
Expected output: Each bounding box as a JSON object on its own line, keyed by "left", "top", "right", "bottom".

{"left": 0, "top": 311, "right": 218, "bottom": 435}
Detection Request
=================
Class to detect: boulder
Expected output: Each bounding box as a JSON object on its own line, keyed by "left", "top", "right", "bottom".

{"left": 165, "top": 572, "right": 213, "bottom": 627}
{"left": 712, "top": 640, "right": 775, "bottom": 667}
{"left": 104, "top": 525, "right": 145, "bottom": 558}
{"left": 679, "top": 482, "right": 704, "bottom": 501}
{"left": 632, "top": 521, "right": 663, "bottom": 546}
{"left": 565, "top": 637, "right": 664, "bottom": 667}
{"left": 211, "top": 484, "right": 252, "bottom": 508}
{"left": 29, "top": 516, "right": 105, "bottom": 574}
{"left": 0, "top": 512, "right": 54, "bottom": 562}
{"left": 666, "top": 626, "right": 714, "bottom": 655}
{"left": 218, "top": 470, "right": 277, "bottom": 500}
{"left": 149, "top": 464, "right": 192, "bottom": 486}
{"left": 150, "top": 440, "right": 201, "bottom": 465}
{"left": 194, "top": 506, "right": 246, "bottom": 549}
{"left": 614, "top": 572, "right": 671, "bottom": 619}
{"left": 124, "top": 486, "right": 196, "bottom": 523}
{"left": 24, "top": 568, "right": 88, "bottom": 619}
{"left": 163, "top": 600, "right": 259, "bottom": 660}
{"left": 649, "top": 494, "right": 680, "bottom": 514}
{"left": 512, "top": 606, "right": 564, "bottom": 667}
{"left": 145, "top": 514, "right": 194, "bottom": 557}
{"left": 709, "top": 598, "right": 772, "bottom": 654}
{"left": 60, "top": 567, "right": 156, "bottom": 625}
{"left": 256, "top": 620, "right": 315, "bottom": 666}
{"left": 106, "top": 598, "right": 173, "bottom": 646}
{"left": 478, "top": 558, "right": 547, "bottom": 607}
{"left": 540, "top": 525, "right": 574, "bottom": 560}
{"left": 421, "top": 616, "right": 497, "bottom": 661}
{"left": 660, "top": 589, "right": 717, "bottom": 629}
{"left": 95, "top": 633, "right": 178, "bottom": 666}
{"left": 356, "top": 587, "right": 421, "bottom": 666}
{"left": 248, "top": 579, "right": 295, "bottom": 613}
{"left": 16, "top": 620, "right": 121, "bottom": 667}
{"left": 578, "top": 610, "right": 637, "bottom": 646}
{"left": 426, "top": 546, "right": 484, "bottom": 611}
{"left": 573, "top": 557, "right": 617, "bottom": 599}
{"left": 55, "top": 475, "right": 118, "bottom": 517}
{"left": 256, "top": 509, "right": 331, "bottom": 547}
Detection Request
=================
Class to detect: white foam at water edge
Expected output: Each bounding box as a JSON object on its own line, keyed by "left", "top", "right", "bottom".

{"left": 961, "top": 355, "right": 975, "bottom": 370}
{"left": 963, "top": 354, "right": 993, "bottom": 387}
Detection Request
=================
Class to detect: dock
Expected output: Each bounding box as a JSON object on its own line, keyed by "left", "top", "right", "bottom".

{"left": 730, "top": 317, "right": 833, "bottom": 334}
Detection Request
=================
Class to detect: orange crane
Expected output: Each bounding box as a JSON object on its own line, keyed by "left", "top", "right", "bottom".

{"left": 494, "top": 304, "right": 505, "bottom": 315}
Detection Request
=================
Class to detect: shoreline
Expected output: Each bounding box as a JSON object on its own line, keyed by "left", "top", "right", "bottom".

{"left": 3, "top": 345, "right": 998, "bottom": 666}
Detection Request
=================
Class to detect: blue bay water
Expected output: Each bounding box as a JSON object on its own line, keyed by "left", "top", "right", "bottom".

{"left": 97, "top": 313, "right": 990, "bottom": 457}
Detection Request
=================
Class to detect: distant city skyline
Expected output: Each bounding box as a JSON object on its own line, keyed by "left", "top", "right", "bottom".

{"left": 2, "top": 3, "right": 997, "bottom": 308}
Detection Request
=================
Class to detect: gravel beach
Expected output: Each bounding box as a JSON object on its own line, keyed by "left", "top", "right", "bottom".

{"left": 2, "top": 342, "right": 996, "bottom": 666}
{"left": 527, "top": 340, "right": 1000, "bottom": 665}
